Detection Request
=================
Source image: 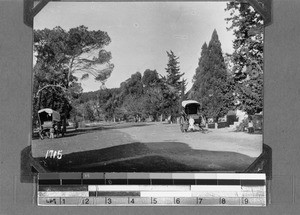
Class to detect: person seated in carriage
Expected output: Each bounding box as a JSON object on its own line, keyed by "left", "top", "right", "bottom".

{"left": 188, "top": 116, "right": 195, "bottom": 131}
{"left": 180, "top": 100, "right": 206, "bottom": 132}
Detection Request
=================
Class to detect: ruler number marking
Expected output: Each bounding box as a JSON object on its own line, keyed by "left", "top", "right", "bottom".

{"left": 45, "top": 198, "right": 57, "bottom": 204}
{"left": 152, "top": 198, "right": 157, "bottom": 204}
{"left": 197, "top": 198, "right": 203, "bottom": 204}
{"left": 107, "top": 198, "right": 112, "bottom": 204}
{"left": 220, "top": 198, "right": 226, "bottom": 204}
{"left": 82, "top": 198, "right": 90, "bottom": 204}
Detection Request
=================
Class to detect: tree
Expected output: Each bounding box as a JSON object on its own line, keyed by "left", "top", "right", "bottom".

{"left": 121, "top": 95, "right": 146, "bottom": 122}
{"left": 163, "top": 51, "right": 184, "bottom": 122}
{"left": 122, "top": 72, "right": 144, "bottom": 96}
{"left": 190, "top": 30, "right": 234, "bottom": 121}
{"left": 225, "top": 2, "right": 264, "bottom": 114}
{"left": 143, "top": 87, "right": 164, "bottom": 121}
{"left": 180, "top": 78, "right": 187, "bottom": 107}
{"left": 84, "top": 102, "right": 95, "bottom": 122}
{"left": 165, "top": 51, "right": 184, "bottom": 91}
{"left": 117, "top": 72, "right": 145, "bottom": 121}
{"left": 140, "top": 69, "right": 164, "bottom": 120}
{"left": 142, "top": 69, "right": 160, "bottom": 88}
{"left": 32, "top": 61, "right": 78, "bottom": 130}
{"left": 189, "top": 42, "right": 209, "bottom": 100}
{"left": 33, "top": 25, "right": 114, "bottom": 130}
{"left": 34, "top": 26, "right": 114, "bottom": 86}
{"left": 102, "top": 88, "right": 121, "bottom": 122}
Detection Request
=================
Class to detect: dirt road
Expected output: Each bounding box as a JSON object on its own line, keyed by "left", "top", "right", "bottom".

{"left": 32, "top": 122, "right": 262, "bottom": 158}
{"left": 120, "top": 123, "right": 262, "bottom": 158}
{"left": 30, "top": 122, "right": 262, "bottom": 172}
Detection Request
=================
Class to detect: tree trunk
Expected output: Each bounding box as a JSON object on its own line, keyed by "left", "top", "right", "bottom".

{"left": 62, "top": 101, "right": 68, "bottom": 135}
{"left": 51, "top": 90, "right": 55, "bottom": 109}
{"left": 37, "top": 91, "right": 41, "bottom": 111}
{"left": 62, "top": 116, "right": 67, "bottom": 135}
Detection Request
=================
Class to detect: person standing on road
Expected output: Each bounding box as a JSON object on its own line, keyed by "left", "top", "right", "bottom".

{"left": 248, "top": 117, "right": 254, "bottom": 134}
{"left": 49, "top": 127, "right": 54, "bottom": 139}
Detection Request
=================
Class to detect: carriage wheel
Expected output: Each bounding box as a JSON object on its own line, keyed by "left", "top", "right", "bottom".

{"left": 45, "top": 131, "right": 50, "bottom": 138}
{"left": 180, "top": 124, "right": 184, "bottom": 132}
{"left": 39, "top": 132, "right": 44, "bottom": 140}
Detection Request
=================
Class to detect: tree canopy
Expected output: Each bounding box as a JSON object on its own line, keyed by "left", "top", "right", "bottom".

{"left": 190, "top": 30, "right": 234, "bottom": 121}
{"left": 75, "top": 60, "right": 185, "bottom": 123}
{"left": 165, "top": 51, "right": 184, "bottom": 92}
{"left": 163, "top": 51, "right": 185, "bottom": 122}
{"left": 225, "top": 2, "right": 264, "bottom": 115}
{"left": 32, "top": 25, "right": 114, "bottom": 129}
{"left": 34, "top": 25, "right": 114, "bottom": 88}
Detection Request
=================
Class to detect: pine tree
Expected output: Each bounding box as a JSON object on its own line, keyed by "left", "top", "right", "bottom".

{"left": 165, "top": 51, "right": 184, "bottom": 92}
{"left": 163, "top": 50, "right": 184, "bottom": 122}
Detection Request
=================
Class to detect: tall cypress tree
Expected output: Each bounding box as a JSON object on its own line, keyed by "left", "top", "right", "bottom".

{"left": 191, "top": 30, "right": 233, "bottom": 121}
{"left": 190, "top": 42, "right": 208, "bottom": 100}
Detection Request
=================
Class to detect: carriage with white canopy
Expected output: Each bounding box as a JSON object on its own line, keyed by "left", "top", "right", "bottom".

{"left": 179, "top": 100, "right": 205, "bottom": 132}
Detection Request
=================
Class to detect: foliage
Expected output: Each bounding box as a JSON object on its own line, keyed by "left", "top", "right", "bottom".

{"left": 76, "top": 65, "right": 182, "bottom": 123}
{"left": 163, "top": 51, "right": 185, "bottom": 121}
{"left": 189, "top": 42, "right": 209, "bottom": 100}
{"left": 142, "top": 69, "right": 161, "bottom": 88}
{"left": 121, "top": 95, "right": 147, "bottom": 121}
{"left": 225, "top": 2, "right": 264, "bottom": 115}
{"left": 34, "top": 25, "right": 114, "bottom": 85}
{"left": 32, "top": 25, "right": 113, "bottom": 130}
{"left": 84, "top": 102, "right": 96, "bottom": 122}
{"left": 120, "top": 72, "right": 144, "bottom": 96}
{"left": 32, "top": 61, "right": 77, "bottom": 128}
{"left": 165, "top": 51, "right": 184, "bottom": 91}
{"left": 190, "top": 30, "right": 234, "bottom": 121}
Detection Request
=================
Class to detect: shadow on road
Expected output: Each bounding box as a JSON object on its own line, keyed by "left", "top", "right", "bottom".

{"left": 22, "top": 141, "right": 257, "bottom": 179}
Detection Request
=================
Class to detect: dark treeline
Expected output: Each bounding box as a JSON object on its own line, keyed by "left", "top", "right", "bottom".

{"left": 188, "top": 29, "right": 235, "bottom": 122}
{"left": 77, "top": 51, "right": 185, "bottom": 123}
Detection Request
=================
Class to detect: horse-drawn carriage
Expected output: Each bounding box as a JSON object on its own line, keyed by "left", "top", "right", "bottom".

{"left": 38, "top": 108, "right": 64, "bottom": 139}
{"left": 179, "top": 100, "right": 205, "bottom": 132}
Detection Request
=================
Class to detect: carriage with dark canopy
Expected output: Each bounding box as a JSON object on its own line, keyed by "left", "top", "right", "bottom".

{"left": 179, "top": 100, "right": 205, "bottom": 132}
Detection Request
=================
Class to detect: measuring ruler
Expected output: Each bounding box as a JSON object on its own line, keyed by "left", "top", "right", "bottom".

{"left": 37, "top": 173, "right": 267, "bottom": 206}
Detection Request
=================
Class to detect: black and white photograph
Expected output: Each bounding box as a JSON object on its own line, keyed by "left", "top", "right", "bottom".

{"left": 28, "top": 1, "right": 270, "bottom": 174}
{"left": 6, "top": 0, "right": 300, "bottom": 212}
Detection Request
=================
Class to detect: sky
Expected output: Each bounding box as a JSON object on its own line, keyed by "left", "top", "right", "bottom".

{"left": 34, "top": 1, "right": 235, "bottom": 92}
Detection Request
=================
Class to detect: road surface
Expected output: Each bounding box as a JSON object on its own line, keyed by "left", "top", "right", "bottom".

{"left": 31, "top": 122, "right": 263, "bottom": 172}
